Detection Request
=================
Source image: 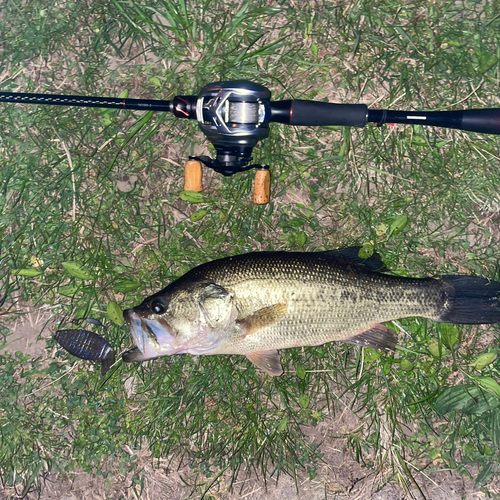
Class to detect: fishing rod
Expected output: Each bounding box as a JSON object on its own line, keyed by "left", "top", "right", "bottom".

{"left": 2, "top": 80, "right": 499, "bottom": 203}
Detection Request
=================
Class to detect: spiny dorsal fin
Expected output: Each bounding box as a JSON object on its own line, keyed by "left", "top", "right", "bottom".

{"left": 246, "top": 350, "right": 283, "bottom": 376}
{"left": 320, "top": 247, "right": 388, "bottom": 272}
{"left": 345, "top": 323, "right": 397, "bottom": 351}
{"left": 238, "top": 303, "right": 287, "bottom": 336}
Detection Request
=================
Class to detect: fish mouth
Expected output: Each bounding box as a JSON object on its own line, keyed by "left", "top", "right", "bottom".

{"left": 124, "top": 309, "right": 146, "bottom": 353}
{"left": 123, "top": 309, "right": 177, "bottom": 360}
{"left": 122, "top": 306, "right": 231, "bottom": 363}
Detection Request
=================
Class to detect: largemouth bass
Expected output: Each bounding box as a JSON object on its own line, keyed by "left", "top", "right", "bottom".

{"left": 122, "top": 249, "right": 500, "bottom": 376}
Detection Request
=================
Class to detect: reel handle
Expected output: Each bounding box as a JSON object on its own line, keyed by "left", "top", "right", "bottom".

{"left": 184, "top": 160, "right": 203, "bottom": 192}
{"left": 253, "top": 167, "right": 271, "bottom": 205}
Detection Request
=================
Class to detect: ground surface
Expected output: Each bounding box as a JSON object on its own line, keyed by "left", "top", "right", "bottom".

{"left": 2, "top": 1, "right": 500, "bottom": 497}
{"left": 1, "top": 303, "right": 496, "bottom": 500}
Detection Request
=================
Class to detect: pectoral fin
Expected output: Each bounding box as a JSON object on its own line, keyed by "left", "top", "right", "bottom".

{"left": 345, "top": 323, "right": 397, "bottom": 351}
{"left": 122, "top": 348, "right": 159, "bottom": 363}
{"left": 238, "top": 303, "right": 287, "bottom": 336}
{"left": 246, "top": 350, "right": 283, "bottom": 377}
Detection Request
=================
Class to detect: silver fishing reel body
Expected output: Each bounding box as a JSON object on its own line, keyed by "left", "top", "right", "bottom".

{"left": 194, "top": 81, "right": 272, "bottom": 175}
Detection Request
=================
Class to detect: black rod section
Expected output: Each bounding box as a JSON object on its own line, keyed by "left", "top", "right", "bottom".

{"left": 0, "top": 91, "right": 175, "bottom": 113}
{"left": 2, "top": 90, "right": 500, "bottom": 134}
{"left": 367, "top": 108, "right": 500, "bottom": 135}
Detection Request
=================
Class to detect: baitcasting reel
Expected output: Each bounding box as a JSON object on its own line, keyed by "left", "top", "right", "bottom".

{"left": 1, "top": 80, "right": 500, "bottom": 203}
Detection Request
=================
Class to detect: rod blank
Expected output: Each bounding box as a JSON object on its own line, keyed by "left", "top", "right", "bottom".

{"left": 0, "top": 91, "right": 173, "bottom": 112}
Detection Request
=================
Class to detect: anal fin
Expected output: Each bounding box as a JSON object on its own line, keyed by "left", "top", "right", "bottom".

{"left": 345, "top": 324, "right": 397, "bottom": 352}
{"left": 238, "top": 304, "right": 287, "bottom": 336}
{"left": 246, "top": 350, "right": 283, "bottom": 377}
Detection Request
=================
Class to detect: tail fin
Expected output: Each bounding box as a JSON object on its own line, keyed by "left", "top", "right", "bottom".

{"left": 438, "top": 276, "right": 500, "bottom": 324}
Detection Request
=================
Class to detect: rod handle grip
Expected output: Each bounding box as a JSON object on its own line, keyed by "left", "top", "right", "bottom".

{"left": 184, "top": 160, "right": 203, "bottom": 192}
{"left": 253, "top": 167, "right": 271, "bottom": 205}
{"left": 270, "top": 100, "right": 368, "bottom": 127}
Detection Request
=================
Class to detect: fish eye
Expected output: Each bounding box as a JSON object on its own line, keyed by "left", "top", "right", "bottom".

{"left": 150, "top": 299, "right": 166, "bottom": 315}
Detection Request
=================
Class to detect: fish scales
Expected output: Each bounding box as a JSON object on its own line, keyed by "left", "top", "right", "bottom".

{"left": 122, "top": 250, "right": 500, "bottom": 376}
{"left": 176, "top": 253, "right": 443, "bottom": 354}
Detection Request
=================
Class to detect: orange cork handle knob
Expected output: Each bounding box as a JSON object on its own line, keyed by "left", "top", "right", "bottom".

{"left": 184, "top": 160, "right": 203, "bottom": 192}
{"left": 253, "top": 167, "right": 270, "bottom": 205}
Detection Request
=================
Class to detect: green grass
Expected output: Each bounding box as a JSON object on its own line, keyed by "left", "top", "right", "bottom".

{"left": 1, "top": 0, "right": 500, "bottom": 497}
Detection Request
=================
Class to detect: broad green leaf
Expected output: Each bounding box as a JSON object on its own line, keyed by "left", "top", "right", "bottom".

{"left": 434, "top": 385, "right": 478, "bottom": 413}
{"left": 100, "top": 116, "right": 112, "bottom": 127}
{"left": 358, "top": 243, "right": 374, "bottom": 259}
{"left": 180, "top": 190, "right": 205, "bottom": 203}
{"left": 107, "top": 302, "right": 124, "bottom": 326}
{"left": 219, "top": 211, "right": 229, "bottom": 223}
{"left": 477, "top": 52, "right": 499, "bottom": 74}
{"left": 389, "top": 215, "right": 408, "bottom": 236}
{"left": 427, "top": 340, "right": 441, "bottom": 358}
{"left": 149, "top": 76, "right": 161, "bottom": 87}
{"left": 411, "top": 136, "right": 426, "bottom": 146}
{"left": 12, "top": 268, "right": 42, "bottom": 276}
{"left": 118, "top": 89, "right": 129, "bottom": 99}
{"left": 440, "top": 324, "right": 459, "bottom": 350}
{"left": 400, "top": 359, "right": 414, "bottom": 372}
{"left": 299, "top": 393, "right": 310, "bottom": 409}
{"left": 434, "top": 384, "right": 500, "bottom": 415}
{"left": 288, "top": 218, "right": 303, "bottom": 227}
{"left": 298, "top": 231, "right": 307, "bottom": 247}
{"left": 375, "top": 223, "right": 388, "bottom": 237}
{"left": 296, "top": 364, "right": 306, "bottom": 380}
{"left": 310, "top": 42, "right": 318, "bottom": 56}
{"left": 472, "top": 352, "right": 498, "bottom": 370}
{"left": 62, "top": 262, "right": 93, "bottom": 280}
{"left": 475, "top": 462, "right": 498, "bottom": 488}
{"left": 476, "top": 377, "right": 500, "bottom": 399}
{"left": 465, "top": 393, "right": 500, "bottom": 415}
{"left": 59, "top": 285, "right": 81, "bottom": 297}
{"left": 114, "top": 277, "right": 141, "bottom": 293}
{"left": 364, "top": 348, "right": 381, "bottom": 362}
{"left": 277, "top": 417, "right": 288, "bottom": 432}
{"left": 190, "top": 209, "right": 208, "bottom": 222}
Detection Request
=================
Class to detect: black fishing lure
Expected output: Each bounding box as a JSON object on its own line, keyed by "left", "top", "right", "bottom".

{"left": 54, "top": 329, "right": 115, "bottom": 375}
